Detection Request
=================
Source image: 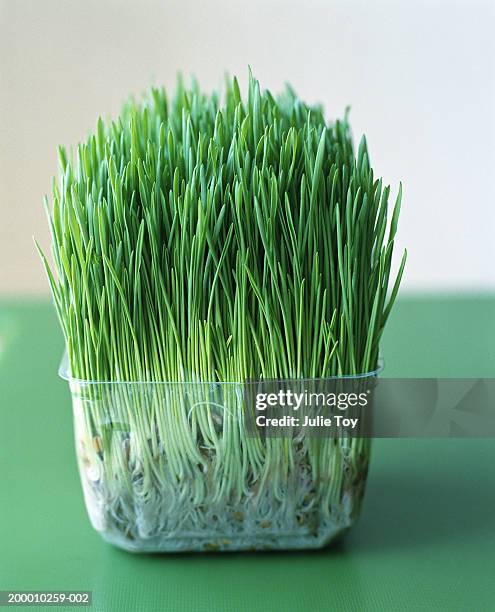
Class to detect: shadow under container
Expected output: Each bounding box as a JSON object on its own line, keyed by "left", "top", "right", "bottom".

{"left": 61, "top": 358, "right": 375, "bottom": 553}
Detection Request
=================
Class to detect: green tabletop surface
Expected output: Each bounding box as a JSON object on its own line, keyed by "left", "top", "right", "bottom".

{"left": 1, "top": 295, "right": 494, "bottom": 611}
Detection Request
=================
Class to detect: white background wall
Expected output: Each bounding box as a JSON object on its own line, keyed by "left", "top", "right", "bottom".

{"left": 1, "top": 0, "right": 494, "bottom": 294}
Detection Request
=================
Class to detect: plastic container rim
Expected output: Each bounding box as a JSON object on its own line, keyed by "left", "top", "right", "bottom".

{"left": 58, "top": 352, "right": 384, "bottom": 386}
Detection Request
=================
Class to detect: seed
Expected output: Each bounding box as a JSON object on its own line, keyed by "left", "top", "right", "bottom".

{"left": 93, "top": 436, "right": 103, "bottom": 456}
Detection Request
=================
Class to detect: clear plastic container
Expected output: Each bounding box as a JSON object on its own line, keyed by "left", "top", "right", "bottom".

{"left": 60, "top": 355, "right": 376, "bottom": 553}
